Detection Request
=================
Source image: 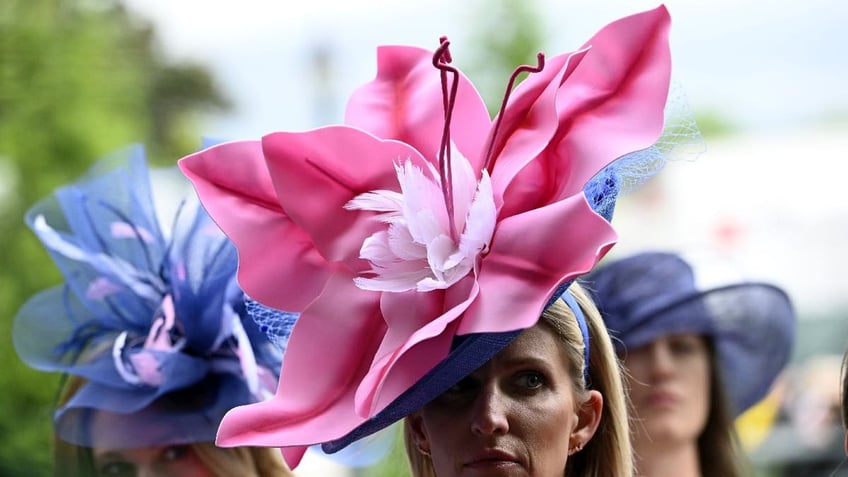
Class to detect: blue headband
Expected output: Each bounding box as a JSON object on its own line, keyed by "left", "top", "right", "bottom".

{"left": 561, "top": 291, "right": 590, "bottom": 384}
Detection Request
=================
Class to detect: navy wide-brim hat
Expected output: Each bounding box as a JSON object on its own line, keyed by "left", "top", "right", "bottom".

{"left": 584, "top": 251, "right": 796, "bottom": 415}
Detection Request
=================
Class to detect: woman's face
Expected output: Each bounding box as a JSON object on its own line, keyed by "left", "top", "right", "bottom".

{"left": 409, "top": 323, "right": 601, "bottom": 477}
{"left": 622, "top": 333, "right": 710, "bottom": 448}
{"left": 92, "top": 444, "right": 214, "bottom": 477}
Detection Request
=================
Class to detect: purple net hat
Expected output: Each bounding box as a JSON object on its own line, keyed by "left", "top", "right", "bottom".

{"left": 584, "top": 251, "right": 797, "bottom": 415}
{"left": 12, "top": 145, "right": 294, "bottom": 449}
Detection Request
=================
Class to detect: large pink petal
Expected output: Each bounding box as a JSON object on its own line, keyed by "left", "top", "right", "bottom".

{"left": 549, "top": 5, "right": 671, "bottom": 194}
{"left": 459, "top": 194, "right": 617, "bottom": 335}
{"left": 345, "top": 45, "right": 492, "bottom": 172}
{"left": 217, "top": 271, "right": 383, "bottom": 456}
{"left": 280, "top": 448, "right": 307, "bottom": 471}
{"left": 261, "top": 126, "right": 429, "bottom": 267}
{"left": 484, "top": 49, "right": 587, "bottom": 210}
{"left": 492, "top": 5, "right": 672, "bottom": 218}
{"left": 179, "top": 141, "right": 330, "bottom": 311}
{"left": 354, "top": 276, "right": 478, "bottom": 416}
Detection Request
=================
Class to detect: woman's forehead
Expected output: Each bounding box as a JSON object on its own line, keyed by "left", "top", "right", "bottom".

{"left": 491, "top": 325, "right": 568, "bottom": 367}
{"left": 646, "top": 332, "right": 706, "bottom": 346}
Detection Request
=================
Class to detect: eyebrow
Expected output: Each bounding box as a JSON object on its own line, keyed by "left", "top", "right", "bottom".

{"left": 499, "top": 355, "right": 556, "bottom": 371}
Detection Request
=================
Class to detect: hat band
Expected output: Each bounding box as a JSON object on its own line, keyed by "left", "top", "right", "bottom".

{"left": 561, "top": 291, "right": 590, "bottom": 384}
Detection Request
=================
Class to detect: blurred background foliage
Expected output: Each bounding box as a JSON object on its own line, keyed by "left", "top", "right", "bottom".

{"left": 0, "top": 0, "right": 229, "bottom": 475}
{"left": 462, "top": 0, "right": 545, "bottom": 117}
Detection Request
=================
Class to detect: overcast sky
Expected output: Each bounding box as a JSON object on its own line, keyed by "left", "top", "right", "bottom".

{"left": 123, "top": 0, "right": 848, "bottom": 139}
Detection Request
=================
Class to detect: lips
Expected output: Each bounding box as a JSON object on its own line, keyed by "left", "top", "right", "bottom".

{"left": 643, "top": 389, "right": 680, "bottom": 409}
{"left": 464, "top": 448, "right": 523, "bottom": 471}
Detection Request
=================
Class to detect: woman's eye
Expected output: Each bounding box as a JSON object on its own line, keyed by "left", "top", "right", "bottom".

{"left": 669, "top": 337, "right": 702, "bottom": 355}
{"left": 516, "top": 372, "right": 544, "bottom": 389}
{"left": 161, "top": 445, "right": 189, "bottom": 462}
{"left": 98, "top": 462, "right": 135, "bottom": 477}
{"left": 433, "top": 376, "right": 478, "bottom": 406}
{"left": 443, "top": 377, "right": 474, "bottom": 396}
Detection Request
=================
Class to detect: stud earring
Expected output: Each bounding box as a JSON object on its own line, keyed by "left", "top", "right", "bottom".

{"left": 568, "top": 442, "right": 583, "bottom": 456}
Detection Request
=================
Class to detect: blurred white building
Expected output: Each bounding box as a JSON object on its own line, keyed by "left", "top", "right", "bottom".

{"left": 611, "top": 124, "right": 848, "bottom": 317}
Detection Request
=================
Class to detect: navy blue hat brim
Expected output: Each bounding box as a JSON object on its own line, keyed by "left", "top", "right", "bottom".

{"left": 701, "top": 283, "right": 795, "bottom": 414}
{"left": 55, "top": 373, "right": 256, "bottom": 448}
{"left": 321, "top": 330, "right": 520, "bottom": 453}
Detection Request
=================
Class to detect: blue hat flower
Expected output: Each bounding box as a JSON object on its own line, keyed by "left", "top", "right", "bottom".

{"left": 13, "top": 145, "right": 292, "bottom": 449}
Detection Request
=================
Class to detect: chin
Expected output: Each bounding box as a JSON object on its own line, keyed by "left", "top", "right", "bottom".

{"left": 641, "top": 424, "right": 700, "bottom": 448}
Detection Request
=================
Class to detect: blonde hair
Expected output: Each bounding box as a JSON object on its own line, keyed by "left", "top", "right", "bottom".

{"left": 192, "top": 443, "right": 292, "bottom": 477}
{"left": 54, "top": 439, "right": 292, "bottom": 477}
{"left": 52, "top": 375, "right": 294, "bottom": 477}
{"left": 404, "top": 282, "right": 633, "bottom": 477}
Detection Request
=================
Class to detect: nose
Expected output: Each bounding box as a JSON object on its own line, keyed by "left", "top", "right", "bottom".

{"left": 138, "top": 466, "right": 156, "bottom": 477}
{"left": 139, "top": 467, "right": 179, "bottom": 477}
{"left": 647, "top": 341, "right": 675, "bottom": 380}
{"left": 469, "top": 385, "right": 510, "bottom": 436}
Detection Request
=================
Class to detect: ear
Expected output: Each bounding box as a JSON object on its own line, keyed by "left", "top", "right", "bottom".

{"left": 407, "top": 412, "right": 431, "bottom": 455}
{"left": 571, "top": 390, "right": 603, "bottom": 450}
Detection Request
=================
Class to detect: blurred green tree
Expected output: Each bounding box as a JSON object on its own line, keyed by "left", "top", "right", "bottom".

{"left": 0, "top": 0, "right": 229, "bottom": 475}
{"left": 460, "top": 0, "right": 545, "bottom": 116}
{"left": 693, "top": 110, "right": 736, "bottom": 139}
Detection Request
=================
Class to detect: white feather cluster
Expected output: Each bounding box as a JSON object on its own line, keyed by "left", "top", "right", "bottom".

{"left": 346, "top": 147, "right": 496, "bottom": 293}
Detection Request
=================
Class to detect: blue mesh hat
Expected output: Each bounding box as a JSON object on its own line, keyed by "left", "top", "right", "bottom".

{"left": 12, "top": 145, "right": 293, "bottom": 449}
{"left": 584, "top": 251, "right": 797, "bottom": 415}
